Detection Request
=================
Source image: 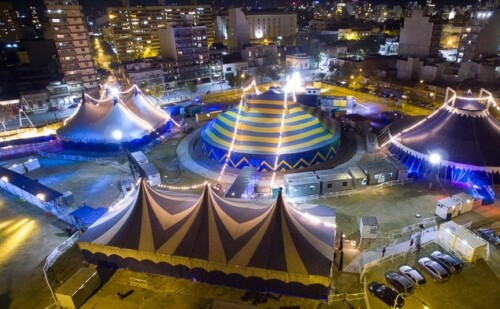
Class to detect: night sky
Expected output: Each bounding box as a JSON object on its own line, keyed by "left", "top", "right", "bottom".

{"left": 11, "top": 0, "right": 481, "bottom": 14}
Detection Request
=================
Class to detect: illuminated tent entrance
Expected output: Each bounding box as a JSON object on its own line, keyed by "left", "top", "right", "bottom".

{"left": 79, "top": 180, "right": 336, "bottom": 299}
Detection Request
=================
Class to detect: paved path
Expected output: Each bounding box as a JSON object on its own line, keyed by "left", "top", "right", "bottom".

{"left": 343, "top": 227, "right": 438, "bottom": 273}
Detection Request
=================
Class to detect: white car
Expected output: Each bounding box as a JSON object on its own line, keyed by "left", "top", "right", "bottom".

{"left": 399, "top": 264, "right": 426, "bottom": 286}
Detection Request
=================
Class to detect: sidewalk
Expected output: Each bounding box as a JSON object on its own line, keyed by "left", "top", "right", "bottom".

{"left": 343, "top": 227, "right": 438, "bottom": 273}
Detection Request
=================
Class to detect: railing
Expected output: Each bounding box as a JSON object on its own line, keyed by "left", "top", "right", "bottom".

{"left": 37, "top": 150, "right": 130, "bottom": 172}
{"left": 43, "top": 233, "right": 80, "bottom": 309}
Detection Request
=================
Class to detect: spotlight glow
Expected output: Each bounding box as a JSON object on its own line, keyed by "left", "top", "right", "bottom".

{"left": 109, "top": 87, "right": 119, "bottom": 97}
{"left": 112, "top": 130, "right": 122, "bottom": 140}
{"left": 429, "top": 153, "right": 441, "bottom": 165}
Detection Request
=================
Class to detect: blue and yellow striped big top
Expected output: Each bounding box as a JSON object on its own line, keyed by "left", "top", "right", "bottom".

{"left": 201, "top": 92, "right": 341, "bottom": 171}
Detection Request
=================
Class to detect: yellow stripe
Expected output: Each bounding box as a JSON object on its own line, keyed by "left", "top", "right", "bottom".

{"left": 212, "top": 123, "right": 330, "bottom": 144}
{"left": 215, "top": 118, "right": 320, "bottom": 133}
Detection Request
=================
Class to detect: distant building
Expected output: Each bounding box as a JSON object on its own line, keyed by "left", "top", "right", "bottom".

{"left": 45, "top": 0, "right": 98, "bottom": 96}
{"left": 286, "top": 53, "right": 313, "bottom": 70}
{"left": 107, "top": 5, "right": 213, "bottom": 62}
{"left": 20, "top": 81, "right": 73, "bottom": 113}
{"left": 398, "top": 10, "right": 441, "bottom": 58}
{"left": 0, "top": 2, "right": 21, "bottom": 42}
{"left": 123, "top": 59, "right": 164, "bottom": 88}
{"left": 457, "top": 9, "right": 500, "bottom": 63}
{"left": 379, "top": 38, "right": 399, "bottom": 56}
{"left": 241, "top": 44, "right": 278, "bottom": 69}
{"left": 158, "top": 24, "right": 210, "bottom": 84}
{"left": 217, "top": 8, "right": 297, "bottom": 53}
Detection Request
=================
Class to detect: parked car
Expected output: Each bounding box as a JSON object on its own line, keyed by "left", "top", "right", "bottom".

{"left": 430, "top": 251, "right": 463, "bottom": 273}
{"left": 477, "top": 228, "right": 500, "bottom": 246}
{"left": 68, "top": 103, "right": 79, "bottom": 109}
{"left": 385, "top": 271, "right": 414, "bottom": 294}
{"left": 399, "top": 264, "right": 426, "bottom": 286}
{"left": 418, "top": 257, "right": 451, "bottom": 282}
{"left": 368, "top": 282, "right": 405, "bottom": 308}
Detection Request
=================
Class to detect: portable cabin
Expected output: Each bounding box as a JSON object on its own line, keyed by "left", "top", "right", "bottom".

{"left": 347, "top": 165, "right": 367, "bottom": 188}
{"left": 358, "top": 160, "right": 397, "bottom": 185}
{"left": 437, "top": 221, "right": 488, "bottom": 263}
{"left": 386, "top": 156, "right": 409, "bottom": 181}
{"left": 139, "top": 163, "right": 161, "bottom": 187}
{"left": 131, "top": 151, "right": 148, "bottom": 165}
{"left": 435, "top": 197, "right": 461, "bottom": 220}
{"left": 360, "top": 216, "right": 378, "bottom": 240}
{"left": 343, "top": 113, "right": 371, "bottom": 130}
{"left": 452, "top": 192, "right": 474, "bottom": 214}
{"left": 23, "top": 157, "right": 41, "bottom": 172}
{"left": 315, "top": 169, "right": 353, "bottom": 194}
{"left": 55, "top": 268, "right": 100, "bottom": 309}
{"left": 284, "top": 172, "right": 320, "bottom": 198}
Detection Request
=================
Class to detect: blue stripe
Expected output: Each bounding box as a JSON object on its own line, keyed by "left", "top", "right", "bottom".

{"left": 202, "top": 128, "right": 334, "bottom": 151}
{"left": 213, "top": 119, "right": 328, "bottom": 138}
{"left": 219, "top": 111, "right": 320, "bottom": 128}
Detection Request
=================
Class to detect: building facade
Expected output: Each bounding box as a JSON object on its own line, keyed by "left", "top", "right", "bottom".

{"left": 107, "top": 5, "right": 213, "bottom": 62}
{"left": 124, "top": 59, "right": 164, "bottom": 88}
{"left": 0, "top": 2, "right": 21, "bottom": 42}
{"left": 158, "top": 24, "right": 210, "bottom": 84}
{"left": 45, "top": 0, "right": 98, "bottom": 96}
{"left": 398, "top": 10, "right": 441, "bottom": 59}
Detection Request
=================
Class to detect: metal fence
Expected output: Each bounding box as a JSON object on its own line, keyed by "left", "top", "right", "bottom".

{"left": 43, "top": 233, "right": 80, "bottom": 309}
{"left": 37, "top": 150, "right": 130, "bottom": 172}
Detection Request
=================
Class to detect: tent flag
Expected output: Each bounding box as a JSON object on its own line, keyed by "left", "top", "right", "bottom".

{"left": 79, "top": 179, "right": 336, "bottom": 298}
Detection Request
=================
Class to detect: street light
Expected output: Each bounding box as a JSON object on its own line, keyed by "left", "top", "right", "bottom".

{"left": 429, "top": 152, "right": 442, "bottom": 185}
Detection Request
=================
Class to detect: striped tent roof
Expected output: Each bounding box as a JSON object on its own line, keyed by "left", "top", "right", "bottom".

{"left": 79, "top": 180, "right": 336, "bottom": 293}
{"left": 122, "top": 87, "right": 170, "bottom": 130}
{"left": 201, "top": 92, "right": 339, "bottom": 155}
{"left": 57, "top": 96, "right": 154, "bottom": 144}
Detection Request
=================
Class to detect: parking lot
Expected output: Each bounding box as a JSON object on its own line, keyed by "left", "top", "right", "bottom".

{"left": 364, "top": 242, "right": 500, "bottom": 309}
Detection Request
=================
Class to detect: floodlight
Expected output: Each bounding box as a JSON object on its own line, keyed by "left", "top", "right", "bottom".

{"left": 112, "top": 130, "right": 122, "bottom": 140}
{"left": 109, "top": 87, "right": 119, "bottom": 97}
{"left": 429, "top": 153, "right": 441, "bottom": 165}
{"left": 284, "top": 72, "right": 301, "bottom": 93}
{"left": 36, "top": 193, "right": 45, "bottom": 201}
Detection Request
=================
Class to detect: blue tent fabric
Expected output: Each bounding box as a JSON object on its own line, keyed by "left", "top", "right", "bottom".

{"left": 70, "top": 206, "right": 107, "bottom": 226}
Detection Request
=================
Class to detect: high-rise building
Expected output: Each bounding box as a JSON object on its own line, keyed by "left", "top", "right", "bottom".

{"left": 158, "top": 24, "right": 210, "bottom": 84}
{"left": 45, "top": 0, "right": 98, "bottom": 95}
{"left": 398, "top": 10, "right": 441, "bottom": 59}
{"left": 0, "top": 2, "right": 21, "bottom": 42}
{"left": 107, "top": 5, "right": 213, "bottom": 62}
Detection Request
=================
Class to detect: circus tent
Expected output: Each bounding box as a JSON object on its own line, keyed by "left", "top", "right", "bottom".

{"left": 56, "top": 86, "right": 171, "bottom": 151}
{"left": 388, "top": 88, "right": 500, "bottom": 182}
{"left": 201, "top": 91, "right": 341, "bottom": 171}
{"left": 79, "top": 180, "right": 336, "bottom": 298}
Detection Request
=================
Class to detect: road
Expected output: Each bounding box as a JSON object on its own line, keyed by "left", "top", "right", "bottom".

{"left": 3, "top": 108, "right": 77, "bottom": 131}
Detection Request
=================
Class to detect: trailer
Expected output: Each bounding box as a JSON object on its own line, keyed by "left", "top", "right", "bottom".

{"left": 437, "top": 221, "right": 488, "bottom": 263}
{"left": 315, "top": 169, "right": 353, "bottom": 194}
{"left": 131, "top": 151, "right": 148, "bottom": 165}
{"left": 358, "top": 160, "right": 398, "bottom": 185}
{"left": 284, "top": 172, "right": 320, "bottom": 198}
{"left": 452, "top": 192, "right": 474, "bottom": 214}
{"left": 386, "top": 156, "right": 409, "bottom": 181}
{"left": 435, "top": 197, "right": 461, "bottom": 220}
{"left": 347, "top": 165, "right": 367, "bottom": 188}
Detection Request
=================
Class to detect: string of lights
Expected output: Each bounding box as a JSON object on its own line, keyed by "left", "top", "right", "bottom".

{"left": 216, "top": 79, "right": 259, "bottom": 184}
{"left": 157, "top": 182, "right": 210, "bottom": 191}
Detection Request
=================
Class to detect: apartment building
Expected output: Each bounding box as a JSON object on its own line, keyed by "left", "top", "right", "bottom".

{"left": 158, "top": 24, "right": 210, "bottom": 84}
{"left": 45, "top": 0, "right": 98, "bottom": 95}
{"left": 107, "top": 5, "right": 213, "bottom": 62}
{"left": 0, "top": 2, "right": 21, "bottom": 42}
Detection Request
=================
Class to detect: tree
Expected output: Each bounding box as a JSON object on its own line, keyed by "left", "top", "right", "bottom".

{"left": 226, "top": 74, "right": 236, "bottom": 88}
{"left": 269, "top": 68, "right": 280, "bottom": 81}
{"left": 0, "top": 105, "right": 15, "bottom": 131}
{"left": 149, "top": 84, "right": 164, "bottom": 104}
{"left": 348, "top": 74, "right": 363, "bottom": 91}
{"left": 185, "top": 81, "right": 198, "bottom": 94}
{"left": 328, "top": 61, "right": 341, "bottom": 76}
{"left": 340, "top": 61, "right": 358, "bottom": 79}
{"left": 255, "top": 66, "right": 267, "bottom": 84}
{"left": 48, "top": 105, "right": 60, "bottom": 122}
{"left": 317, "top": 72, "right": 326, "bottom": 81}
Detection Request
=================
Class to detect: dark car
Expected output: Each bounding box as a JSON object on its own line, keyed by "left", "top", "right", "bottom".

{"left": 399, "top": 264, "right": 426, "bottom": 286}
{"left": 368, "top": 282, "right": 405, "bottom": 308}
{"left": 430, "top": 251, "right": 463, "bottom": 273}
{"left": 385, "top": 271, "right": 414, "bottom": 295}
{"left": 418, "top": 257, "right": 450, "bottom": 282}
{"left": 68, "top": 103, "right": 79, "bottom": 108}
{"left": 477, "top": 228, "right": 500, "bottom": 246}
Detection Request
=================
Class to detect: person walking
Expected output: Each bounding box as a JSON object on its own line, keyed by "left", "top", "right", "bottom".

{"left": 382, "top": 247, "right": 387, "bottom": 257}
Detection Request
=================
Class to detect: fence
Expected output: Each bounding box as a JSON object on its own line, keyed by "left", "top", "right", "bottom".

{"left": 37, "top": 150, "right": 130, "bottom": 172}
{"left": 286, "top": 178, "right": 414, "bottom": 203}
{"left": 0, "top": 140, "right": 58, "bottom": 159}
{"left": 43, "top": 233, "right": 80, "bottom": 309}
